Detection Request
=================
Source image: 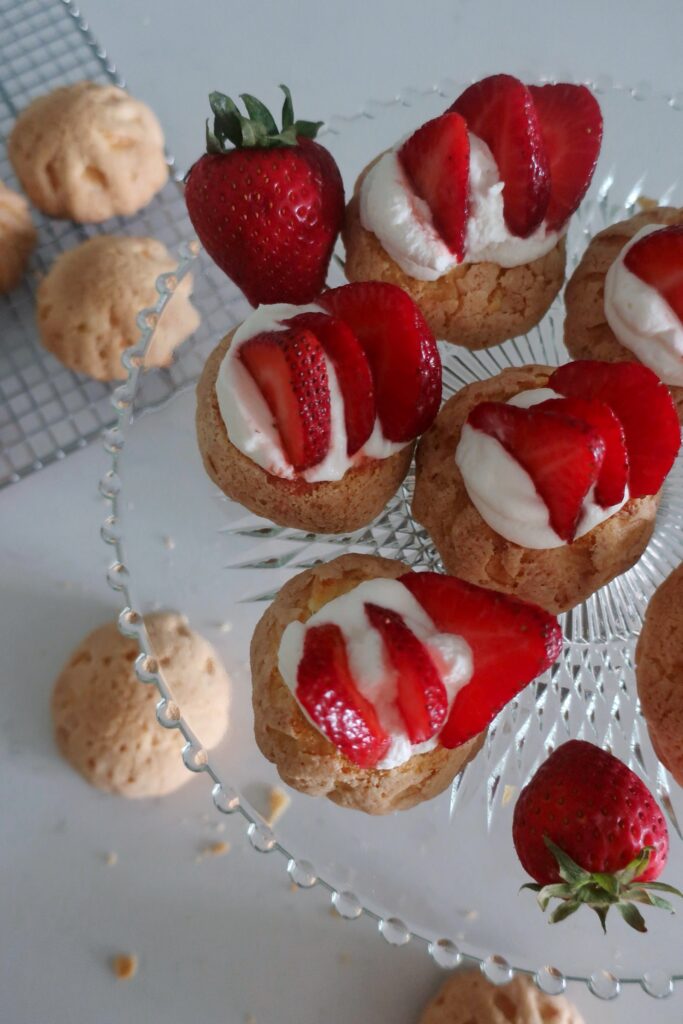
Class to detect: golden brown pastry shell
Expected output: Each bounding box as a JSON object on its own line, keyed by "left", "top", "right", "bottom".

{"left": 250, "top": 553, "right": 485, "bottom": 814}
{"left": 636, "top": 563, "right": 683, "bottom": 786}
{"left": 413, "top": 364, "right": 659, "bottom": 614}
{"left": 196, "top": 330, "right": 414, "bottom": 533}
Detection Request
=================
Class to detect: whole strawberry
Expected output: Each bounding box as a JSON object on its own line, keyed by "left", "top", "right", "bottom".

{"left": 185, "top": 86, "right": 344, "bottom": 305}
{"left": 512, "top": 740, "right": 681, "bottom": 932}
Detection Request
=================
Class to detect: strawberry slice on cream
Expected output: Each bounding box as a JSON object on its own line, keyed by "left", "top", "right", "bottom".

{"left": 217, "top": 284, "right": 442, "bottom": 484}
{"left": 279, "top": 574, "right": 561, "bottom": 768}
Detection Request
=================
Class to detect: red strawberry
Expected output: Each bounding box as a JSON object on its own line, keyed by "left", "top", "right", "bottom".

{"left": 528, "top": 84, "right": 603, "bottom": 231}
{"left": 449, "top": 74, "right": 550, "bottom": 238}
{"left": 319, "top": 282, "right": 441, "bottom": 442}
{"left": 623, "top": 224, "right": 683, "bottom": 324}
{"left": 185, "top": 87, "right": 344, "bottom": 305}
{"left": 468, "top": 401, "right": 605, "bottom": 542}
{"left": 283, "top": 312, "right": 375, "bottom": 455}
{"left": 550, "top": 361, "right": 681, "bottom": 497}
{"left": 513, "top": 740, "right": 680, "bottom": 932}
{"left": 398, "top": 112, "right": 470, "bottom": 261}
{"left": 536, "top": 396, "right": 628, "bottom": 507}
{"left": 364, "top": 603, "right": 447, "bottom": 743}
{"left": 296, "top": 623, "right": 390, "bottom": 768}
{"left": 400, "top": 573, "right": 561, "bottom": 748}
{"left": 239, "top": 327, "right": 330, "bottom": 471}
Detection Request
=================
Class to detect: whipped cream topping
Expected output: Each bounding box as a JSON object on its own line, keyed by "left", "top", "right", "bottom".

{"left": 455, "top": 387, "right": 628, "bottom": 549}
{"left": 215, "top": 303, "right": 407, "bottom": 483}
{"left": 604, "top": 224, "right": 683, "bottom": 387}
{"left": 278, "top": 577, "right": 473, "bottom": 770}
{"left": 359, "top": 134, "right": 563, "bottom": 281}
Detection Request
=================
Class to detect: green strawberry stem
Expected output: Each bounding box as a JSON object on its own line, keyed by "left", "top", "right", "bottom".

{"left": 521, "top": 837, "right": 683, "bottom": 934}
{"left": 205, "top": 85, "right": 323, "bottom": 153}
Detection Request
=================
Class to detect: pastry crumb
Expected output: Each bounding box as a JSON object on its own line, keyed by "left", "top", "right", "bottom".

{"left": 289, "top": 882, "right": 298, "bottom": 893}
{"left": 111, "top": 953, "right": 138, "bottom": 980}
{"left": 245, "top": 1015, "right": 257, "bottom": 1024}
{"left": 338, "top": 952, "right": 351, "bottom": 965}
{"left": 265, "top": 786, "right": 290, "bottom": 826}
{"left": 195, "top": 840, "right": 231, "bottom": 862}
{"left": 102, "top": 851, "right": 118, "bottom": 866}
{"left": 501, "top": 784, "right": 517, "bottom": 807}
{"left": 636, "top": 195, "right": 659, "bottom": 211}
{"left": 217, "top": 620, "right": 233, "bottom": 634}
{"left": 162, "top": 534, "right": 176, "bottom": 550}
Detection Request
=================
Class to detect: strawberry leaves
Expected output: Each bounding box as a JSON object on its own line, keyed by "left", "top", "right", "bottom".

{"left": 205, "top": 85, "right": 323, "bottom": 153}
{"left": 522, "top": 838, "right": 682, "bottom": 933}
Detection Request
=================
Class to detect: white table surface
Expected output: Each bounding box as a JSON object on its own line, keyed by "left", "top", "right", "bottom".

{"left": 3, "top": 1, "right": 683, "bottom": 1021}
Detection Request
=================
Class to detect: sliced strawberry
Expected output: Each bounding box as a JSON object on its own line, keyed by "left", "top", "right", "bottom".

{"left": 296, "top": 622, "right": 390, "bottom": 768}
{"left": 449, "top": 74, "right": 550, "bottom": 237}
{"left": 398, "top": 112, "right": 470, "bottom": 261}
{"left": 400, "top": 573, "right": 562, "bottom": 748}
{"left": 239, "top": 327, "right": 330, "bottom": 471}
{"left": 623, "top": 224, "right": 683, "bottom": 324}
{"left": 319, "top": 282, "right": 441, "bottom": 442}
{"left": 550, "top": 361, "right": 681, "bottom": 497}
{"left": 536, "top": 396, "right": 628, "bottom": 507}
{"left": 528, "top": 84, "right": 603, "bottom": 231}
{"left": 283, "top": 311, "right": 375, "bottom": 455}
{"left": 468, "top": 401, "right": 605, "bottom": 542}
{"left": 364, "top": 603, "right": 447, "bottom": 743}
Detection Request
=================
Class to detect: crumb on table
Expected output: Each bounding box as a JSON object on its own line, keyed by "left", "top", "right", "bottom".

{"left": 195, "top": 840, "right": 231, "bottom": 862}
{"left": 501, "top": 784, "right": 517, "bottom": 807}
{"left": 266, "top": 786, "right": 290, "bottom": 826}
{"left": 636, "top": 195, "right": 659, "bottom": 211}
{"left": 111, "top": 953, "right": 138, "bottom": 981}
{"left": 102, "top": 851, "right": 118, "bottom": 867}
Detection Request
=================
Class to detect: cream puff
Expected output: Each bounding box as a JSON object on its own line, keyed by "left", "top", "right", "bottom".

{"left": 565, "top": 207, "right": 683, "bottom": 418}
{"left": 196, "top": 281, "right": 441, "bottom": 533}
{"left": 0, "top": 180, "right": 36, "bottom": 293}
{"left": 413, "top": 360, "right": 680, "bottom": 613}
{"left": 344, "top": 75, "right": 603, "bottom": 348}
{"left": 250, "top": 553, "right": 561, "bottom": 814}
{"left": 636, "top": 563, "right": 683, "bottom": 786}
{"left": 419, "top": 971, "right": 585, "bottom": 1024}
{"left": 52, "top": 612, "right": 230, "bottom": 798}
{"left": 8, "top": 81, "right": 167, "bottom": 222}
{"left": 37, "top": 236, "right": 200, "bottom": 381}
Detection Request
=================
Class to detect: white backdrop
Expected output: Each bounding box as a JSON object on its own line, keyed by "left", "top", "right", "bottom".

{"left": 3, "top": 1, "right": 683, "bottom": 1021}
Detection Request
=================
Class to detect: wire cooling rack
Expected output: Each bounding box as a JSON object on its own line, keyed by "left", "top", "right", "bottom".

{"left": 0, "top": 0, "right": 249, "bottom": 487}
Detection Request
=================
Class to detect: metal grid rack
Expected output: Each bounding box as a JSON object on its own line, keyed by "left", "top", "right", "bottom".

{"left": 0, "top": 0, "right": 249, "bottom": 487}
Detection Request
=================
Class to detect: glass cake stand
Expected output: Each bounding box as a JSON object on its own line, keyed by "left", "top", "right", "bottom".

{"left": 100, "top": 78, "right": 683, "bottom": 1000}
